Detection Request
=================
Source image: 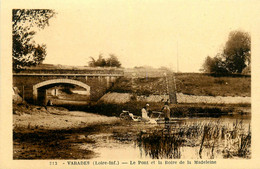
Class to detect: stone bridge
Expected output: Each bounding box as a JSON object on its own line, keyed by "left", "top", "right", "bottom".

{"left": 13, "top": 67, "right": 124, "bottom": 105}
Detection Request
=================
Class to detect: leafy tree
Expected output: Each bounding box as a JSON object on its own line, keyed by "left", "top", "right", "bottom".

{"left": 223, "top": 31, "right": 251, "bottom": 73}
{"left": 202, "top": 55, "right": 227, "bottom": 73}
{"left": 12, "top": 9, "right": 56, "bottom": 71}
{"left": 88, "top": 54, "right": 106, "bottom": 67}
{"left": 88, "top": 57, "right": 96, "bottom": 67}
{"left": 88, "top": 54, "right": 121, "bottom": 67}
{"left": 106, "top": 54, "right": 121, "bottom": 67}
{"left": 202, "top": 30, "right": 250, "bottom": 74}
{"left": 95, "top": 54, "right": 107, "bottom": 67}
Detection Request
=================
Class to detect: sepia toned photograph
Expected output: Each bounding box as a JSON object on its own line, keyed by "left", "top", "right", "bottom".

{"left": 3, "top": 0, "right": 258, "bottom": 167}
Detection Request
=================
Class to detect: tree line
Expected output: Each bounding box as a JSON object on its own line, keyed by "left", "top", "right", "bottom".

{"left": 202, "top": 30, "right": 251, "bottom": 74}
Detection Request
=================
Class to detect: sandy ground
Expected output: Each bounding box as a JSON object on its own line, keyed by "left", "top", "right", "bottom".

{"left": 13, "top": 105, "right": 119, "bottom": 131}
{"left": 12, "top": 103, "right": 122, "bottom": 159}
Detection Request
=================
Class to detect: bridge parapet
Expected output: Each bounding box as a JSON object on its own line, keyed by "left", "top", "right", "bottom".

{"left": 14, "top": 67, "right": 124, "bottom": 76}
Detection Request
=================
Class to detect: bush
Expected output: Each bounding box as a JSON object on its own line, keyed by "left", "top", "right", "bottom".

{"left": 202, "top": 55, "right": 228, "bottom": 74}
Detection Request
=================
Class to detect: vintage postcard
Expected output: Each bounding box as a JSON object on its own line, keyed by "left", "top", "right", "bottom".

{"left": 1, "top": 0, "right": 260, "bottom": 168}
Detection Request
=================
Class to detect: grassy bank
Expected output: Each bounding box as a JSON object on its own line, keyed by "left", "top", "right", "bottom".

{"left": 175, "top": 73, "right": 250, "bottom": 97}
{"left": 109, "top": 73, "right": 250, "bottom": 97}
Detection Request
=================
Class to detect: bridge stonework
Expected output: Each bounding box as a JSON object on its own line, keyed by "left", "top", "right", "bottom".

{"left": 13, "top": 68, "right": 124, "bottom": 104}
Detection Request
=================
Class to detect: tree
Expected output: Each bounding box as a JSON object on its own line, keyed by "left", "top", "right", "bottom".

{"left": 202, "top": 55, "right": 227, "bottom": 73}
{"left": 88, "top": 54, "right": 106, "bottom": 67}
{"left": 223, "top": 31, "right": 251, "bottom": 73}
{"left": 202, "top": 30, "right": 251, "bottom": 74}
{"left": 12, "top": 9, "right": 56, "bottom": 71}
{"left": 88, "top": 57, "right": 96, "bottom": 67}
{"left": 203, "top": 56, "right": 216, "bottom": 73}
{"left": 106, "top": 54, "right": 121, "bottom": 67}
{"left": 88, "top": 54, "right": 121, "bottom": 67}
{"left": 96, "top": 54, "right": 107, "bottom": 67}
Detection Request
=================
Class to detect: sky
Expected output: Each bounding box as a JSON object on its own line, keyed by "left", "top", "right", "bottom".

{"left": 33, "top": 0, "right": 255, "bottom": 72}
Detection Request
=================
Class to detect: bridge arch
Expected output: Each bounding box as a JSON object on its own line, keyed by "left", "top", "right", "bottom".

{"left": 33, "top": 79, "right": 90, "bottom": 103}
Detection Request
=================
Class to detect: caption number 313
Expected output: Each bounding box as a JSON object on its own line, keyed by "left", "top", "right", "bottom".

{"left": 49, "top": 161, "right": 58, "bottom": 165}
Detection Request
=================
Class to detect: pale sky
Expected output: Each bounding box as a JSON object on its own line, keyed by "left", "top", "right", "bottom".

{"left": 33, "top": 0, "right": 255, "bottom": 72}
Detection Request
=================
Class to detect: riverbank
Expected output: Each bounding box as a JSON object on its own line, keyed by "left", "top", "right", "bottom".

{"left": 13, "top": 102, "right": 251, "bottom": 159}
{"left": 13, "top": 103, "right": 120, "bottom": 132}
{"left": 13, "top": 111, "right": 251, "bottom": 159}
{"left": 13, "top": 103, "right": 122, "bottom": 159}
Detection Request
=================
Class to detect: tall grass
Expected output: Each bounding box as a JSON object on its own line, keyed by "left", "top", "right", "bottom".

{"left": 135, "top": 120, "right": 251, "bottom": 159}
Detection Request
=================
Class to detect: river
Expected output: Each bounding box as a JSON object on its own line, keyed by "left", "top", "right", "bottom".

{"left": 78, "top": 114, "right": 251, "bottom": 159}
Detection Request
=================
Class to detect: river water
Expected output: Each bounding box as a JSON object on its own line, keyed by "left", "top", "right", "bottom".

{"left": 78, "top": 115, "right": 251, "bottom": 159}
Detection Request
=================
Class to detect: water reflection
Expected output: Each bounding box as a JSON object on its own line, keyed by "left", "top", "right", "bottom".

{"left": 80, "top": 116, "right": 251, "bottom": 159}
{"left": 135, "top": 117, "right": 251, "bottom": 159}
{"left": 136, "top": 131, "right": 184, "bottom": 159}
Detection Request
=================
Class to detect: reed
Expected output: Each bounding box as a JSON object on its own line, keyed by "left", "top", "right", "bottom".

{"left": 135, "top": 120, "right": 251, "bottom": 159}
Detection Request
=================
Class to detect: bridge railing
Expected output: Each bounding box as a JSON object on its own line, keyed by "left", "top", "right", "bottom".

{"left": 14, "top": 68, "right": 124, "bottom": 75}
